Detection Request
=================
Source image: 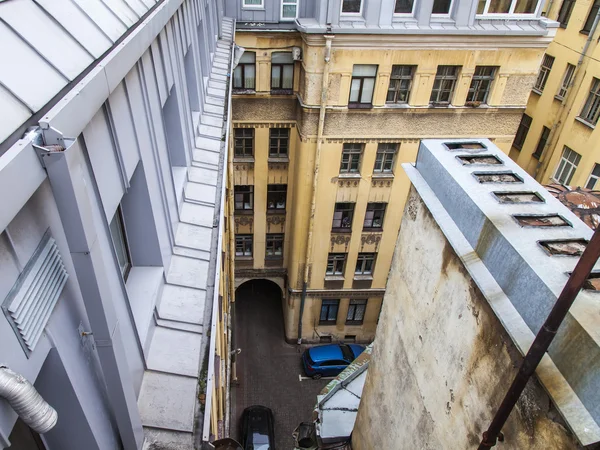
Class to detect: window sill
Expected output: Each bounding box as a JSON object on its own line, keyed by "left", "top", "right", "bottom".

{"left": 531, "top": 88, "right": 543, "bottom": 96}
{"left": 575, "top": 116, "right": 596, "bottom": 129}
{"left": 267, "top": 209, "right": 286, "bottom": 214}
{"left": 348, "top": 103, "right": 373, "bottom": 109}
{"left": 268, "top": 157, "right": 289, "bottom": 163}
{"left": 345, "top": 321, "right": 364, "bottom": 326}
{"left": 353, "top": 275, "right": 373, "bottom": 281}
{"left": 362, "top": 227, "right": 383, "bottom": 233}
{"left": 554, "top": 95, "right": 565, "bottom": 103}
{"left": 338, "top": 173, "right": 362, "bottom": 179}
{"left": 233, "top": 157, "right": 255, "bottom": 163}
{"left": 325, "top": 275, "right": 345, "bottom": 281}
{"left": 531, "top": 152, "right": 542, "bottom": 160}
{"left": 384, "top": 102, "right": 411, "bottom": 108}
{"left": 580, "top": 29, "right": 590, "bottom": 35}
{"left": 265, "top": 256, "right": 283, "bottom": 261}
{"left": 235, "top": 256, "right": 253, "bottom": 261}
{"left": 233, "top": 89, "right": 256, "bottom": 95}
{"left": 429, "top": 102, "right": 451, "bottom": 108}
{"left": 331, "top": 228, "right": 352, "bottom": 233}
{"left": 234, "top": 209, "right": 254, "bottom": 215}
{"left": 270, "top": 89, "right": 294, "bottom": 95}
{"left": 372, "top": 172, "right": 395, "bottom": 179}
{"left": 319, "top": 321, "right": 337, "bottom": 326}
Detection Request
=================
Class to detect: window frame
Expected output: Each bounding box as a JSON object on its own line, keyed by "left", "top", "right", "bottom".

{"left": 466, "top": 66, "right": 497, "bottom": 104}
{"left": 269, "top": 128, "right": 290, "bottom": 158}
{"left": 556, "top": 63, "right": 576, "bottom": 100}
{"left": 341, "top": 0, "right": 363, "bottom": 15}
{"left": 586, "top": 164, "right": 600, "bottom": 190}
{"left": 512, "top": 113, "right": 532, "bottom": 150}
{"left": 242, "top": 0, "right": 264, "bottom": 8}
{"left": 234, "top": 185, "right": 254, "bottom": 211}
{"left": 320, "top": 299, "right": 340, "bottom": 325}
{"left": 280, "top": 0, "right": 299, "bottom": 20}
{"left": 265, "top": 233, "right": 284, "bottom": 258}
{"left": 582, "top": 0, "right": 600, "bottom": 33}
{"left": 326, "top": 253, "right": 347, "bottom": 276}
{"left": 270, "top": 53, "right": 295, "bottom": 92}
{"left": 580, "top": 78, "right": 600, "bottom": 126}
{"left": 532, "top": 126, "right": 550, "bottom": 160}
{"left": 374, "top": 143, "right": 398, "bottom": 173}
{"left": 363, "top": 203, "right": 387, "bottom": 230}
{"left": 430, "top": 66, "right": 460, "bottom": 105}
{"left": 234, "top": 128, "right": 254, "bottom": 158}
{"left": 476, "top": 0, "right": 541, "bottom": 15}
{"left": 346, "top": 299, "right": 368, "bottom": 325}
{"left": 393, "top": 0, "right": 416, "bottom": 15}
{"left": 332, "top": 203, "right": 355, "bottom": 231}
{"left": 267, "top": 184, "right": 287, "bottom": 211}
{"left": 387, "top": 65, "right": 416, "bottom": 104}
{"left": 349, "top": 65, "right": 378, "bottom": 108}
{"left": 233, "top": 52, "right": 256, "bottom": 91}
{"left": 557, "top": 0, "right": 576, "bottom": 26}
{"left": 109, "top": 206, "right": 132, "bottom": 281}
{"left": 533, "top": 54, "right": 555, "bottom": 93}
{"left": 553, "top": 146, "right": 581, "bottom": 185}
{"left": 355, "top": 253, "right": 376, "bottom": 276}
{"left": 235, "top": 234, "right": 253, "bottom": 257}
{"left": 340, "top": 143, "right": 363, "bottom": 174}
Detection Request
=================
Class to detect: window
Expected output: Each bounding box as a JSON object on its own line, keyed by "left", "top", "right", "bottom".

{"left": 271, "top": 53, "right": 294, "bottom": 91}
{"left": 364, "top": 203, "right": 386, "bottom": 229}
{"left": 586, "top": 164, "right": 600, "bottom": 189}
{"left": 349, "top": 65, "right": 377, "bottom": 107}
{"left": 281, "top": 0, "right": 298, "bottom": 20}
{"left": 267, "top": 184, "right": 287, "bottom": 210}
{"left": 582, "top": 0, "right": 600, "bottom": 33}
{"left": 394, "top": 0, "right": 415, "bottom": 14}
{"left": 355, "top": 253, "right": 376, "bottom": 275}
{"left": 326, "top": 253, "right": 347, "bottom": 276}
{"left": 243, "top": 0, "right": 263, "bottom": 6}
{"left": 580, "top": 78, "right": 600, "bottom": 126}
{"left": 234, "top": 185, "right": 254, "bottom": 211}
{"left": 332, "top": 203, "right": 355, "bottom": 230}
{"left": 266, "top": 234, "right": 284, "bottom": 257}
{"left": 532, "top": 126, "right": 550, "bottom": 159}
{"left": 320, "top": 299, "right": 340, "bottom": 325}
{"left": 374, "top": 143, "right": 397, "bottom": 173}
{"left": 269, "top": 128, "right": 289, "bottom": 157}
{"left": 233, "top": 52, "right": 256, "bottom": 90}
{"left": 346, "top": 299, "right": 367, "bottom": 325}
{"left": 340, "top": 143, "right": 363, "bottom": 173}
{"left": 433, "top": 0, "right": 453, "bottom": 14}
{"left": 512, "top": 114, "right": 532, "bottom": 150}
{"left": 554, "top": 146, "right": 581, "bottom": 185}
{"left": 387, "top": 65, "right": 415, "bottom": 104}
{"left": 235, "top": 235, "right": 253, "bottom": 257}
{"left": 534, "top": 55, "right": 554, "bottom": 92}
{"left": 557, "top": 0, "right": 575, "bottom": 26}
{"left": 430, "top": 66, "right": 460, "bottom": 105}
{"left": 557, "top": 64, "right": 575, "bottom": 99}
{"left": 477, "top": 0, "right": 539, "bottom": 14}
{"left": 234, "top": 128, "right": 253, "bottom": 157}
{"left": 341, "top": 0, "right": 362, "bottom": 14}
{"left": 467, "top": 66, "right": 497, "bottom": 103}
{"left": 109, "top": 207, "right": 131, "bottom": 280}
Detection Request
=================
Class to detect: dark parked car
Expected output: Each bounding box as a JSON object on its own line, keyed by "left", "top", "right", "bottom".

{"left": 241, "top": 405, "right": 275, "bottom": 450}
{"left": 302, "top": 343, "right": 365, "bottom": 379}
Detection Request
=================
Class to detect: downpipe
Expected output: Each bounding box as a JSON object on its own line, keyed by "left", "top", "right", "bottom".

{"left": 0, "top": 366, "right": 57, "bottom": 434}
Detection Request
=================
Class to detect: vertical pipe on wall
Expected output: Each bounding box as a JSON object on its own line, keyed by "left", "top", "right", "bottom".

{"left": 297, "top": 35, "right": 334, "bottom": 345}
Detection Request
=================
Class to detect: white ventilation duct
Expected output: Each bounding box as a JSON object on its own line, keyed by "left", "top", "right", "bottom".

{"left": 0, "top": 366, "right": 57, "bottom": 434}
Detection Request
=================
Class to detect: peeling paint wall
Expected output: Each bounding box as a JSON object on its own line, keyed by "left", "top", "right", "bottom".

{"left": 352, "top": 186, "right": 579, "bottom": 450}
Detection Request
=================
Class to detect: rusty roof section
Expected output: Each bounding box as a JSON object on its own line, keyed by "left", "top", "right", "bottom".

{"left": 544, "top": 184, "right": 600, "bottom": 230}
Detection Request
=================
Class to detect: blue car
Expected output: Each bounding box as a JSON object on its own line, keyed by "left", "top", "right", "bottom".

{"left": 302, "top": 343, "right": 366, "bottom": 379}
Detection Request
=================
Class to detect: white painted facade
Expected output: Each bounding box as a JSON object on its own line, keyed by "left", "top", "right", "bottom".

{"left": 0, "top": 1, "right": 232, "bottom": 449}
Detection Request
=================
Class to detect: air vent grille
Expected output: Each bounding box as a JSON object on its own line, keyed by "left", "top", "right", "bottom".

{"left": 2, "top": 231, "right": 68, "bottom": 354}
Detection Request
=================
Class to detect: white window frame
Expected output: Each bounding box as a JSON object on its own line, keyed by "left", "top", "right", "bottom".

{"left": 393, "top": 0, "right": 416, "bottom": 16}
{"left": 281, "top": 0, "right": 299, "bottom": 21}
{"left": 242, "top": 0, "right": 264, "bottom": 9}
{"left": 553, "top": 146, "right": 581, "bottom": 186}
{"left": 586, "top": 164, "right": 600, "bottom": 190}
{"left": 341, "top": 0, "right": 363, "bottom": 16}
{"left": 477, "top": 0, "right": 542, "bottom": 16}
{"left": 432, "top": 0, "right": 455, "bottom": 16}
{"left": 556, "top": 63, "right": 575, "bottom": 100}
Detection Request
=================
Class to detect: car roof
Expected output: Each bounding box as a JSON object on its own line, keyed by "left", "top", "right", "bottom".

{"left": 308, "top": 344, "right": 344, "bottom": 362}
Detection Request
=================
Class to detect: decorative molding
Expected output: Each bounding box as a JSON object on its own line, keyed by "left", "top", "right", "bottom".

{"left": 337, "top": 178, "right": 360, "bottom": 188}
{"left": 330, "top": 234, "right": 351, "bottom": 251}
{"left": 371, "top": 178, "right": 393, "bottom": 188}
{"left": 268, "top": 162, "right": 289, "bottom": 171}
{"left": 235, "top": 267, "right": 287, "bottom": 279}
{"left": 288, "top": 287, "right": 386, "bottom": 299}
{"left": 234, "top": 215, "right": 254, "bottom": 233}
{"left": 266, "top": 214, "right": 286, "bottom": 225}
{"left": 234, "top": 163, "right": 253, "bottom": 171}
{"left": 232, "top": 122, "right": 296, "bottom": 129}
{"left": 361, "top": 233, "right": 382, "bottom": 251}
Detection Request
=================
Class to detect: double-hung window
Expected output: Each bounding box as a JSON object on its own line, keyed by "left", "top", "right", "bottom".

{"left": 582, "top": 0, "right": 600, "bottom": 33}
{"left": 235, "top": 235, "right": 253, "bottom": 257}
{"left": 234, "top": 128, "right": 254, "bottom": 157}
{"left": 266, "top": 234, "right": 284, "bottom": 257}
{"left": 586, "top": 164, "right": 600, "bottom": 189}
{"left": 374, "top": 143, "right": 397, "bottom": 173}
{"left": 109, "top": 206, "right": 132, "bottom": 281}
{"left": 233, "top": 52, "right": 256, "bottom": 90}
{"left": 234, "top": 186, "right": 254, "bottom": 211}
{"left": 340, "top": 143, "right": 363, "bottom": 173}
{"left": 271, "top": 53, "right": 294, "bottom": 91}
{"left": 341, "top": 0, "right": 362, "bottom": 14}
{"left": 477, "top": 0, "right": 539, "bottom": 14}
{"left": 364, "top": 203, "right": 386, "bottom": 230}
{"left": 320, "top": 299, "right": 340, "bottom": 325}
{"left": 532, "top": 126, "right": 550, "bottom": 159}
{"left": 243, "top": 0, "right": 263, "bottom": 6}
{"left": 281, "top": 0, "right": 298, "bottom": 20}
{"left": 467, "top": 66, "right": 497, "bottom": 103}
{"left": 394, "top": 0, "right": 415, "bottom": 14}
{"left": 557, "top": 64, "right": 575, "bottom": 100}
{"left": 267, "top": 184, "right": 287, "bottom": 210}
{"left": 332, "top": 203, "right": 355, "bottom": 231}
{"left": 387, "top": 65, "right": 415, "bottom": 104}
{"left": 355, "top": 253, "right": 376, "bottom": 275}
{"left": 326, "top": 253, "right": 347, "bottom": 276}
{"left": 430, "top": 66, "right": 460, "bottom": 105}
{"left": 269, "top": 128, "right": 289, "bottom": 157}
{"left": 346, "top": 299, "right": 367, "bottom": 325}
{"left": 534, "top": 55, "right": 554, "bottom": 92}
{"left": 580, "top": 78, "right": 600, "bottom": 126}
{"left": 557, "top": 0, "right": 576, "bottom": 26}
{"left": 349, "top": 65, "right": 377, "bottom": 107}
{"left": 512, "top": 114, "right": 532, "bottom": 150}
{"left": 554, "top": 146, "right": 581, "bottom": 185}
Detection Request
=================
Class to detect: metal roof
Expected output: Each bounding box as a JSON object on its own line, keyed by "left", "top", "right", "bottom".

{"left": 0, "top": 0, "right": 158, "bottom": 144}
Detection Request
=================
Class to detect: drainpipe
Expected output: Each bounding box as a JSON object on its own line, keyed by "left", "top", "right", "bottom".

{"left": 534, "top": 8, "right": 600, "bottom": 180}
{"left": 34, "top": 131, "right": 144, "bottom": 450}
{"left": 297, "top": 35, "right": 334, "bottom": 345}
{"left": 0, "top": 366, "right": 57, "bottom": 434}
{"left": 478, "top": 226, "right": 600, "bottom": 449}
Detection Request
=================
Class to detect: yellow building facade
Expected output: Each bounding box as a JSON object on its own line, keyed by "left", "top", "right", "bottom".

{"left": 229, "top": 20, "right": 555, "bottom": 344}
{"left": 512, "top": 0, "right": 600, "bottom": 187}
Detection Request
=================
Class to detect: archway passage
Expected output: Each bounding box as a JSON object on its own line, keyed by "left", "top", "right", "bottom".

{"left": 231, "top": 279, "right": 327, "bottom": 450}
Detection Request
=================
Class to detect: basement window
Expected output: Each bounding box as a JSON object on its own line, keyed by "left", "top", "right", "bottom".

{"left": 513, "top": 214, "right": 571, "bottom": 227}
{"left": 539, "top": 238, "right": 588, "bottom": 256}
{"left": 473, "top": 171, "right": 523, "bottom": 184}
{"left": 457, "top": 155, "right": 503, "bottom": 165}
{"left": 493, "top": 191, "right": 545, "bottom": 204}
{"left": 444, "top": 142, "right": 486, "bottom": 151}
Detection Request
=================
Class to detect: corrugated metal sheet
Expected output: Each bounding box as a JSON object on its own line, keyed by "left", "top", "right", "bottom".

{"left": 2, "top": 230, "right": 68, "bottom": 354}
{"left": 0, "top": 0, "right": 159, "bottom": 144}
